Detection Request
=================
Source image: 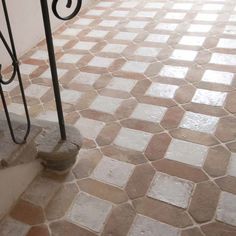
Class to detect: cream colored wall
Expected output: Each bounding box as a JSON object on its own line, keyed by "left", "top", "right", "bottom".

{"left": 0, "top": 0, "right": 95, "bottom": 69}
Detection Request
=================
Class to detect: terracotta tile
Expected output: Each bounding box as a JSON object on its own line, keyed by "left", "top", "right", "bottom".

{"left": 215, "top": 116, "right": 236, "bottom": 142}
{"left": 189, "top": 181, "right": 220, "bottom": 223}
{"left": 133, "top": 197, "right": 193, "bottom": 228}
{"left": 181, "top": 228, "right": 204, "bottom": 236}
{"left": 204, "top": 146, "right": 231, "bottom": 177}
{"left": 10, "top": 199, "right": 45, "bottom": 225}
{"left": 215, "top": 176, "right": 236, "bottom": 195}
{"left": 45, "top": 183, "right": 79, "bottom": 220}
{"left": 50, "top": 220, "right": 96, "bottom": 236}
{"left": 225, "top": 91, "right": 236, "bottom": 114}
{"left": 145, "top": 133, "right": 172, "bottom": 161}
{"left": 125, "top": 163, "right": 155, "bottom": 199}
{"left": 101, "top": 145, "right": 147, "bottom": 165}
{"left": 77, "top": 178, "right": 128, "bottom": 204}
{"left": 102, "top": 203, "right": 135, "bottom": 236}
{"left": 201, "top": 222, "right": 236, "bottom": 236}
{"left": 72, "top": 149, "right": 103, "bottom": 179}
{"left": 152, "top": 159, "right": 208, "bottom": 183}
{"left": 174, "top": 85, "right": 196, "bottom": 104}
{"left": 26, "top": 225, "right": 50, "bottom": 236}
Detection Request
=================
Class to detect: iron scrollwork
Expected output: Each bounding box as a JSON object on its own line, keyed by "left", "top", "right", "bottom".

{"left": 0, "top": 0, "right": 30, "bottom": 144}
{"left": 52, "top": 0, "right": 82, "bottom": 20}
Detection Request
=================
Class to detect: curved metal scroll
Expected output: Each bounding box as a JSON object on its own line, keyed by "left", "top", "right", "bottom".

{"left": 52, "top": 0, "right": 82, "bottom": 20}
{"left": 0, "top": 0, "right": 30, "bottom": 144}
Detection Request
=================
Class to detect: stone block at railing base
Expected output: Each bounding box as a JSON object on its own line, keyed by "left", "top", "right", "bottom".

{"left": 36, "top": 125, "right": 82, "bottom": 173}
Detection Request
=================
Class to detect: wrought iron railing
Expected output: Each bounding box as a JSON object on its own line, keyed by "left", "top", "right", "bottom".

{"left": 0, "top": 0, "right": 82, "bottom": 143}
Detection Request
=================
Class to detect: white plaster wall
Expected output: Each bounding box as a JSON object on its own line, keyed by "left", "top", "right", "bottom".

{"left": 0, "top": 0, "right": 95, "bottom": 69}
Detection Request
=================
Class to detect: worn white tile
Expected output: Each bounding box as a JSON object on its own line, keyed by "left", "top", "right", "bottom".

{"left": 120, "top": 1, "right": 138, "bottom": 8}
{"left": 40, "top": 68, "right": 67, "bottom": 79}
{"left": 179, "top": 36, "right": 205, "bottom": 46}
{"left": 107, "top": 77, "right": 137, "bottom": 92}
{"left": 36, "top": 110, "right": 58, "bottom": 122}
{"left": 155, "top": 23, "right": 178, "bottom": 31}
{"left": 114, "top": 32, "right": 138, "bottom": 41}
{"left": 97, "top": 1, "right": 114, "bottom": 7}
{"left": 202, "top": 3, "right": 223, "bottom": 11}
{"left": 22, "top": 176, "right": 60, "bottom": 207}
{"left": 20, "top": 64, "right": 38, "bottom": 75}
{"left": 165, "top": 12, "right": 186, "bottom": 20}
{"left": 25, "top": 84, "right": 49, "bottom": 98}
{"left": 90, "top": 95, "right": 122, "bottom": 114}
{"left": 192, "top": 89, "right": 227, "bottom": 106}
{"left": 210, "top": 53, "right": 236, "bottom": 66}
{"left": 144, "top": 2, "right": 164, "bottom": 9}
{"left": 0, "top": 217, "right": 30, "bottom": 236}
{"left": 165, "top": 139, "right": 208, "bottom": 167}
{"left": 131, "top": 103, "right": 167, "bottom": 123}
{"left": 62, "top": 28, "right": 82, "bottom": 36}
{"left": 148, "top": 172, "right": 194, "bottom": 208}
{"left": 216, "top": 192, "right": 236, "bottom": 227}
{"left": 73, "top": 41, "right": 97, "bottom": 50}
{"left": 86, "top": 9, "right": 105, "bottom": 16}
{"left": 122, "top": 61, "right": 149, "bottom": 73}
{"left": 71, "top": 72, "right": 100, "bottom": 85}
{"left": 58, "top": 54, "right": 83, "bottom": 64}
{"left": 67, "top": 192, "right": 112, "bottom": 232}
{"left": 146, "top": 83, "right": 178, "bottom": 99}
{"left": 217, "top": 38, "right": 236, "bottom": 49}
{"left": 129, "top": 214, "right": 180, "bottom": 236}
{"left": 195, "top": 13, "right": 218, "bottom": 21}
{"left": 99, "top": 20, "right": 119, "bottom": 27}
{"left": 87, "top": 30, "right": 109, "bottom": 38}
{"left": 172, "top": 3, "right": 193, "bottom": 10}
{"left": 170, "top": 49, "right": 198, "bottom": 61}
{"left": 110, "top": 10, "right": 129, "bottom": 17}
{"left": 75, "top": 18, "right": 94, "bottom": 25}
{"left": 202, "top": 70, "right": 234, "bottom": 85}
{"left": 88, "top": 56, "right": 114, "bottom": 68}
{"left": 135, "top": 47, "right": 160, "bottom": 57}
{"left": 136, "top": 11, "right": 156, "bottom": 18}
{"left": 224, "top": 25, "right": 236, "bottom": 35}
{"left": 126, "top": 21, "right": 149, "bottom": 29}
{"left": 102, "top": 44, "right": 127, "bottom": 53}
{"left": 61, "top": 89, "right": 82, "bottom": 104}
{"left": 31, "top": 50, "right": 48, "bottom": 60}
{"left": 188, "top": 24, "right": 212, "bottom": 33}
{"left": 160, "top": 65, "right": 188, "bottom": 79}
{"left": 75, "top": 117, "right": 104, "bottom": 140}
{"left": 53, "top": 39, "right": 69, "bottom": 47}
{"left": 228, "top": 153, "right": 236, "bottom": 177}
{"left": 114, "top": 127, "right": 152, "bottom": 152}
{"left": 8, "top": 103, "right": 25, "bottom": 116}
{"left": 92, "top": 156, "right": 134, "bottom": 188}
{"left": 145, "top": 34, "right": 169, "bottom": 43}
{"left": 180, "top": 111, "right": 219, "bottom": 133}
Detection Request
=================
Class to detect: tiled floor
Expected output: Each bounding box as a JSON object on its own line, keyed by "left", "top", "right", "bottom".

{"left": 1, "top": 0, "right": 236, "bottom": 235}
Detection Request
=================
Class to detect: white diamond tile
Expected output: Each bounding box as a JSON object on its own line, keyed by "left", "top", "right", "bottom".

{"left": 126, "top": 21, "right": 149, "bottom": 29}
{"left": 179, "top": 36, "right": 205, "bottom": 46}
{"left": 8, "top": 103, "right": 25, "bottom": 116}
{"left": 20, "top": 64, "right": 38, "bottom": 75}
{"left": 58, "top": 54, "right": 83, "bottom": 63}
{"left": 122, "top": 61, "right": 149, "bottom": 73}
{"left": 173, "top": 3, "right": 193, "bottom": 10}
{"left": 110, "top": 10, "right": 129, "bottom": 17}
{"left": 135, "top": 47, "right": 160, "bottom": 57}
{"left": 75, "top": 18, "right": 94, "bottom": 25}
{"left": 25, "top": 84, "right": 49, "bottom": 98}
{"left": 144, "top": 2, "right": 164, "bottom": 9}
{"left": 180, "top": 111, "right": 219, "bottom": 133}
{"left": 40, "top": 68, "right": 67, "bottom": 79}
{"left": 92, "top": 156, "right": 134, "bottom": 188}
{"left": 31, "top": 50, "right": 48, "bottom": 60}
{"left": 148, "top": 172, "right": 194, "bottom": 208}
{"left": 53, "top": 39, "right": 68, "bottom": 47}
{"left": 36, "top": 110, "right": 58, "bottom": 122}
{"left": 170, "top": 49, "right": 198, "bottom": 61}
{"left": 146, "top": 83, "right": 178, "bottom": 99}
{"left": 188, "top": 24, "right": 212, "bottom": 33}
{"left": 75, "top": 117, "right": 104, "bottom": 140}
{"left": 195, "top": 13, "right": 218, "bottom": 21}
{"left": 136, "top": 11, "right": 156, "bottom": 18}
{"left": 67, "top": 192, "right": 112, "bottom": 232}
{"left": 114, "top": 127, "right": 152, "bottom": 152}
{"left": 155, "top": 23, "right": 178, "bottom": 31}
{"left": 102, "top": 44, "right": 127, "bottom": 54}
{"left": 90, "top": 95, "right": 122, "bottom": 114}
{"left": 228, "top": 153, "right": 236, "bottom": 177}
{"left": 97, "top": 1, "right": 114, "bottom": 7}
{"left": 165, "top": 139, "right": 208, "bottom": 167}
{"left": 86, "top": 9, "right": 105, "bottom": 16}
{"left": 99, "top": 20, "right": 119, "bottom": 27}
{"left": 217, "top": 38, "right": 236, "bottom": 49}
{"left": 145, "top": 34, "right": 169, "bottom": 43}
{"left": 62, "top": 28, "right": 82, "bottom": 36}
{"left": 114, "top": 32, "right": 138, "bottom": 41}
{"left": 120, "top": 1, "right": 138, "bottom": 8}
{"left": 210, "top": 53, "right": 236, "bottom": 66}
{"left": 107, "top": 77, "right": 137, "bottom": 92}
{"left": 71, "top": 72, "right": 100, "bottom": 85}
{"left": 73, "top": 41, "right": 97, "bottom": 50}
{"left": 88, "top": 56, "right": 114, "bottom": 68}
{"left": 192, "top": 89, "right": 227, "bottom": 106}
{"left": 129, "top": 214, "right": 180, "bottom": 236}
{"left": 160, "top": 65, "right": 188, "bottom": 79}
{"left": 202, "top": 70, "right": 234, "bottom": 85}
{"left": 61, "top": 89, "right": 82, "bottom": 104}
{"left": 131, "top": 103, "right": 167, "bottom": 123}
{"left": 216, "top": 192, "right": 236, "bottom": 227}
{"left": 87, "top": 30, "right": 109, "bottom": 38}
{"left": 165, "top": 12, "right": 186, "bottom": 20}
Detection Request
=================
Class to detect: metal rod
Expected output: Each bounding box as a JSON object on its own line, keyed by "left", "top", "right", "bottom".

{"left": 40, "top": 0, "right": 66, "bottom": 140}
